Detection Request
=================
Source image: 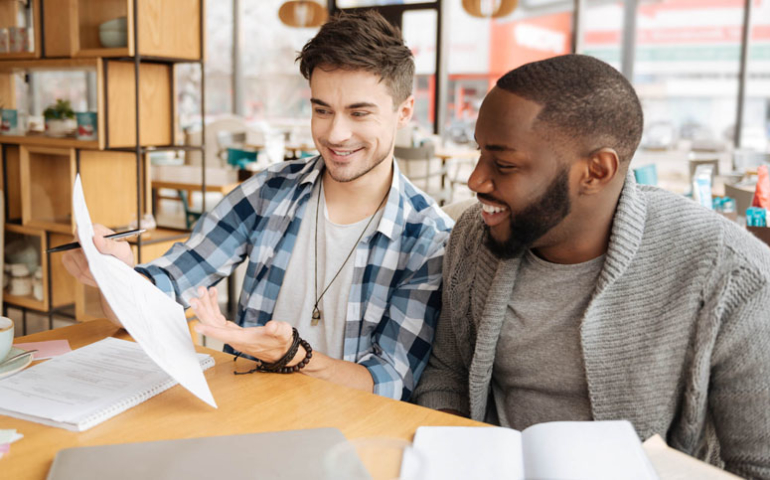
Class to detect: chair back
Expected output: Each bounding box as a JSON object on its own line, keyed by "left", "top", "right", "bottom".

{"left": 394, "top": 144, "right": 435, "bottom": 161}
{"left": 216, "top": 131, "right": 248, "bottom": 162}
{"left": 395, "top": 143, "right": 458, "bottom": 205}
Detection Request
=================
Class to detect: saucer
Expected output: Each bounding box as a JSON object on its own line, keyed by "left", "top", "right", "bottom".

{"left": 0, "top": 347, "right": 33, "bottom": 379}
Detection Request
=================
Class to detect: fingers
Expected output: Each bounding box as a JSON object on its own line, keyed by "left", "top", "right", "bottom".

{"left": 91, "top": 224, "right": 135, "bottom": 267}
{"left": 190, "top": 286, "right": 227, "bottom": 326}
{"left": 61, "top": 250, "right": 98, "bottom": 288}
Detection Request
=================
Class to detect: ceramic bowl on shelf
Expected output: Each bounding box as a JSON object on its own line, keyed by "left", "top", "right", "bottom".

{"left": 99, "top": 16, "right": 128, "bottom": 48}
{"left": 99, "top": 30, "right": 127, "bottom": 48}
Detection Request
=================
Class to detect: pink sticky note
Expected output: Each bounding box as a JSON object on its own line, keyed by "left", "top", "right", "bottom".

{"left": 0, "top": 444, "right": 9, "bottom": 453}
{"left": 12, "top": 340, "right": 71, "bottom": 360}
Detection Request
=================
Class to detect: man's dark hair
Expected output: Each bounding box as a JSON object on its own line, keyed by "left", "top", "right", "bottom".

{"left": 297, "top": 10, "right": 414, "bottom": 105}
{"left": 496, "top": 54, "right": 643, "bottom": 163}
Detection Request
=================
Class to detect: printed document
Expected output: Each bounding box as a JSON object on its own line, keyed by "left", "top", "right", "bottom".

{"left": 72, "top": 175, "right": 216, "bottom": 408}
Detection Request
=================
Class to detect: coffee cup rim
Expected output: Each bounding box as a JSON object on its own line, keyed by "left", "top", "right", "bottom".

{"left": 0, "top": 317, "right": 13, "bottom": 332}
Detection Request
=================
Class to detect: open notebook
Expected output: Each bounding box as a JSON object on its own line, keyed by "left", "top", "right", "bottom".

{"left": 406, "top": 421, "right": 659, "bottom": 480}
{"left": 0, "top": 337, "right": 214, "bottom": 432}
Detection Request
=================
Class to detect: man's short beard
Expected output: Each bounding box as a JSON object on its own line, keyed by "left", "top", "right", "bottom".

{"left": 483, "top": 167, "right": 572, "bottom": 260}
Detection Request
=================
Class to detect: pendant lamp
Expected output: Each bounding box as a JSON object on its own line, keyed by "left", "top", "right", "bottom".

{"left": 462, "top": 0, "right": 518, "bottom": 18}
{"left": 278, "top": 0, "right": 328, "bottom": 28}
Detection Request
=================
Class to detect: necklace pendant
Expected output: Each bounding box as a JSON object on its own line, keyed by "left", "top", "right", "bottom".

{"left": 311, "top": 307, "right": 322, "bottom": 326}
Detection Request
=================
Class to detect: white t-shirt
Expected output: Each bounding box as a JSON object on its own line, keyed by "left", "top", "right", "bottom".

{"left": 272, "top": 182, "right": 383, "bottom": 360}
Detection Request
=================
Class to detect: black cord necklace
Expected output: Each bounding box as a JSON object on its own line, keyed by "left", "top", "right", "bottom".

{"left": 312, "top": 180, "right": 389, "bottom": 326}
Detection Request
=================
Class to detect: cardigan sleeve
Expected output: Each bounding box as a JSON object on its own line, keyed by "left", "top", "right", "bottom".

{"left": 412, "top": 209, "right": 478, "bottom": 415}
{"left": 708, "top": 258, "right": 770, "bottom": 479}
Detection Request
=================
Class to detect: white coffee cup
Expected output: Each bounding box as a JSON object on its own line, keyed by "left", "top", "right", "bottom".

{"left": 0, "top": 317, "right": 13, "bottom": 362}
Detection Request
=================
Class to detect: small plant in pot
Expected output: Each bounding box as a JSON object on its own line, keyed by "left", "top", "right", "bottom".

{"left": 43, "top": 99, "right": 76, "bottom": 137}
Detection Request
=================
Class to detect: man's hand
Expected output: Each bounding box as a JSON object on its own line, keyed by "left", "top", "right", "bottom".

{"left": 190, "top": 286, "right": 296, "bottom": 364}
{"left": 62, "top": 224, "right": 135, "bottom": 287}
{"left": 61, "top": 224, "right": 135, "bottom": 328}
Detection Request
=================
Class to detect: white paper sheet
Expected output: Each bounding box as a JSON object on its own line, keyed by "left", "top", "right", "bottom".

{"left": 408, "top": 426, "right": 525, "bottom": 480}
{"left": 522, "top": 421, "right": 657, "bottom": 480}
{"left": 72, "top": 175, "right": 216, "bottom": 408}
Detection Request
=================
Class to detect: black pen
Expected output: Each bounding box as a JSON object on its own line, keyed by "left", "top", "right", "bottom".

{"left": 47, "top": 229, "right": 146, "bottom": 253}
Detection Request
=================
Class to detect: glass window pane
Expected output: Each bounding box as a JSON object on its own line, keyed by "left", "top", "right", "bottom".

{"left": 742, "top": 1, "right": 770, "bottom": 152}
{"left": 403, "top": 9, "right": 437, "bottom": 133}
{"left": 241, "top": 0, "right": 319, "bottom": 123}
{"left": 443, "top": 0, "right": 573, "bottom": 145}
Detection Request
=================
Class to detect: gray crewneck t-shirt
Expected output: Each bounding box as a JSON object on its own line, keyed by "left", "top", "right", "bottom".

{"left": 492, "top": 249, "right": 605, "bottom": 431}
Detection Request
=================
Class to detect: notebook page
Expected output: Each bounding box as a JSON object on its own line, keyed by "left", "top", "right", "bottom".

{"left": 72, "top": 175, "right": 216, "bottom": 408}
{"left": 521, "top": 420, "right": 658, "bottom": 480}
{"left": 408, "top": 426, "right": 525, "bottom": 479}
{"left": 0, "top": 338, "right": 177, "bottom": 425}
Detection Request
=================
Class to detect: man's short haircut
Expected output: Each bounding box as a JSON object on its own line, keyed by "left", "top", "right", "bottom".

{"left": 496, "top": 54, "right": 644, "bottom": 163}
{"left": 297, "top": 10, "right": 415, "bottom": 105}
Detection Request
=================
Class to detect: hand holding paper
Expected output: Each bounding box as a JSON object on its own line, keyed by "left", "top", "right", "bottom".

{"left": 71, "top": 174, "right": 217, "bottom": 408}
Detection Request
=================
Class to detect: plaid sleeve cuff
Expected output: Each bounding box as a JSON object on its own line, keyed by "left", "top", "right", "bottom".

{"left": 359, "top": 356, "right": 407, "bottom": 401}
{"left": 134, "top": 265, "right": 178, "bottom": 302}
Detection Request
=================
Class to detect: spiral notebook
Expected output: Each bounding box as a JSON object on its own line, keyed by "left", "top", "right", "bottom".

{"left": 0, "top": 337, "right": 214, "bottom": 432}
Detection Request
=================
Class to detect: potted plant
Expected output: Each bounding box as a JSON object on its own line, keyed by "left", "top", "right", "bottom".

{"left": 43, "top": 99, "right": 76, "bottom": 137}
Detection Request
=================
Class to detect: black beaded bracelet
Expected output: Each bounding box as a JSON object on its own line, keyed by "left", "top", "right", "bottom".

{"left": 233, "top": 328, "right": 313, "bottom": 375}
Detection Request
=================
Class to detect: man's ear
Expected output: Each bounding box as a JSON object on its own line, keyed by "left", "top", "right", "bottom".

{"left": 397, "top": 95, "right": 415, "bottom": 128}
{"left": 579, "top": 148, "right": 620, "bottom": 195}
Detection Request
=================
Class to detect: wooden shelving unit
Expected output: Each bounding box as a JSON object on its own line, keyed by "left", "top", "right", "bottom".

{"left": 1, "top": 0, "right": 205, "bottom": 323}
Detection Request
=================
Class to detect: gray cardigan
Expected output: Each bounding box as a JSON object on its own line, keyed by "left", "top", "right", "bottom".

{"left": 415, "top": 176, "right": 770, "bottom": 479}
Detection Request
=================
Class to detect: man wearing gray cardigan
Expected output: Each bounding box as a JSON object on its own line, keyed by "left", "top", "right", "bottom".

{"left": 414, "top": 54, "right": 770, "bottom": 479}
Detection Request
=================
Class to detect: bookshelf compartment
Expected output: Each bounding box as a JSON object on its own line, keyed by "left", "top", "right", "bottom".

{"left": 43, "top": 0, "right": 202, "bottom": 60}
{"left": 4, "top": 224, "right": 47, "bottom": 310}
{"left": 20, "top": 146, "right": 76, "bottom": 234}
{"left": 0, "top": 58, "right": 174, "bottom": 149}
{"left": 0, "top": 0, "right": 42, "bottom": 60}
{"left": 19, "top": 146, "right": 151, "bottom": 233}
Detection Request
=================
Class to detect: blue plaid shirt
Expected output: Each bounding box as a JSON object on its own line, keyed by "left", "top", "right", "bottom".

{"left": 137, "top": 157, "right": 453, "bottom": 400}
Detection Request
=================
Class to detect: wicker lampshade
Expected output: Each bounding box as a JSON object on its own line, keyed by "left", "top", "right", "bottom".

{"left": 278, "top": 0, "right": 328, "bottom": 28}
{"left": 462, "top": 0, "right": 518, "bottom": 18}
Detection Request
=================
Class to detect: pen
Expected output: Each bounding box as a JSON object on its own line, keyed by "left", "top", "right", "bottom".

{"left": 47, "top": 229, "right": 146, "bottom": 253}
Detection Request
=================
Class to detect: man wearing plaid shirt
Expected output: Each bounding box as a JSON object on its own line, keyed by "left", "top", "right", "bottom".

{"left": 63, "top": 11, "right": 452, "bottom": 401}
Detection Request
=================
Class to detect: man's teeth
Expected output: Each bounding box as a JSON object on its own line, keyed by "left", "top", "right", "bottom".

{"left": 481, "top": 203, "right": 506, "bottom": 214}
{"left": 332, "top": 149, "right": 356, "bottom": 156}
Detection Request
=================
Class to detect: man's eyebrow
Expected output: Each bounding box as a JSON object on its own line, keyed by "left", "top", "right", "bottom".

{"left": 309, "top": 99, "right": 378, "bottom": 110}
{"left": 474, "top": 136, "right": 516, "bottom": 152}
{"left": 347, "top": 102, "right": 378, "bottom": 109}
{"left": 484, "top": 144, "right": 517, "bottom": 152}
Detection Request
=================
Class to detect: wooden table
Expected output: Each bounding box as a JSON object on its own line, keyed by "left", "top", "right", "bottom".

{"left": 151, "top": 165, "right": 241, "bottom": 196}
{"left": 2, "top": 320, "right": 485, "bottom": 480}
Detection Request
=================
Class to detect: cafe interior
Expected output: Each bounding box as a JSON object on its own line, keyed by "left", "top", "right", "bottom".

{"left": 0, "top": 0, "right": 769, "bottom": 477}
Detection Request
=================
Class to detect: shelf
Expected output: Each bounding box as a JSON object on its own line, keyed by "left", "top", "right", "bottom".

{"left": 43, "top": 0, "right": 202, "bottom": 61}
{"left": 0, "top": 134, "right": 99, "bottom": 149}
{"left": 0, "top": 52, "right": 39, "bottom": 61}
{"left": 19, "top": 145, "right": 150, "bottom": 233}
{"left": 3, "top": 224, "right": 47, "bottom": 310}
{"left": 2, "top": 224, "right": 75, "bottom": 312}
{"left": 0, "top": 0, "right": 42, "bottom": 60}
{"left": 0, "top": 57, "right": 174, "bottom": 149}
